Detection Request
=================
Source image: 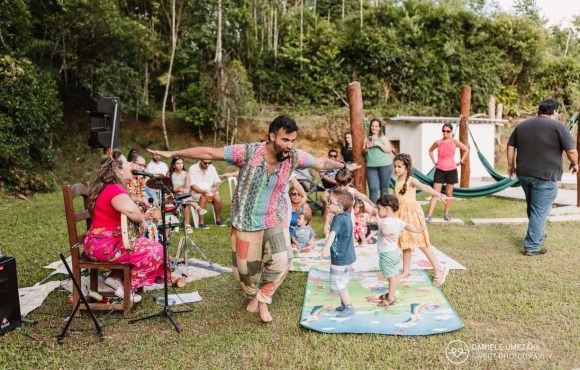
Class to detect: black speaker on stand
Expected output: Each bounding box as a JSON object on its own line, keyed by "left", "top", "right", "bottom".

{"left": 87, "top": 97, "right": 120, "bottom": 150}
{"left": 0, "top": 256, "right": 22, "bottom": 335}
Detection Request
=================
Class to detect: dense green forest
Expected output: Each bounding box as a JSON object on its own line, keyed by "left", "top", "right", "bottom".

{"left": 1, "top": 0, "right": 579, "bottom": 195}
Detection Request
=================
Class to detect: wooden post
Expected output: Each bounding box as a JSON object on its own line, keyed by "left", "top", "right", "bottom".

{"left": 577, "top": 123, "right": 580, "bottom": 207}
{"left": 496, "top": 103, "right": 503, "bottom": 120}
{"left": 488, "top": 95, "right": 496, "bottom": 119}
{"left": 348, "top": 82, "right": 366, "bottom": 194}
{"left": 459, "top": 85, "right": 471, "bottom": 188}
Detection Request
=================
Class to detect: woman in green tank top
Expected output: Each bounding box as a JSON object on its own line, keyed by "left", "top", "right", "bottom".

{"left": 364, "top": 118, "right": 393, "bottom": 203}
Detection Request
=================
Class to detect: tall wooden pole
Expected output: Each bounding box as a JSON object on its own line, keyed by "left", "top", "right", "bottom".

{"left": 577, "top": 123, "right": 580, "bottom": 207}
{"left": 459, "top": 85, "right": 471, "bottom": 188}
{"left": 348, "top": 82, "right": 366, "bottom": 194}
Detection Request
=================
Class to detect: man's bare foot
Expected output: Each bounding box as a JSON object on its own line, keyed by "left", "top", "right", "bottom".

{"left": 246, "top": 297, "right": 259, "bottom": 313}
{"left": 258, "top": 302, "right": 272, "bottom": 323}
{"left": 301, "top": 246, "right": 311, "bottom": 253}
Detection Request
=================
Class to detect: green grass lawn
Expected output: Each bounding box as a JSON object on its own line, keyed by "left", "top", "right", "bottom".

{"left": 0, "top": 188, "right": 578, "bottom": 369}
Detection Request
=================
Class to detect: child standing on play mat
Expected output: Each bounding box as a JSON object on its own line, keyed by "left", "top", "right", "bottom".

{"left": 370, "top": 195, "right": 424, "bottom": 307}
{"left": 321, "top": 188, "right": 356, "bottom": 317}
{"left": 392, "top": 153, "right": 449, "bottom": 287}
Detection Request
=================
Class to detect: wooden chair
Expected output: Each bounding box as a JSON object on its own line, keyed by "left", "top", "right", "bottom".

{"left": 62, "top": 183, "right": 133, "bottom": 316}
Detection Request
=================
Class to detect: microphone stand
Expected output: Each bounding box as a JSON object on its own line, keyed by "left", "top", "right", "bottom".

{"left": 129, "top": 175, "right": 191, "bottom": 332}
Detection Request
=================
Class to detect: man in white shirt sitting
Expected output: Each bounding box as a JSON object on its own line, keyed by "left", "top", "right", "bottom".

{"left": 189, "top": 159, "right": 225, "bottom": 228}
{"left": 145, "top": 152, "right": 170, "bottom": 204}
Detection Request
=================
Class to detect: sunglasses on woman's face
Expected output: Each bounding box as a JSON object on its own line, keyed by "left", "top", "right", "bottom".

{"left": 290, "top": 192, "right": 299, "bottom": 196}
{"left": 442, "top": 129, "right": 452, "bottom": 133}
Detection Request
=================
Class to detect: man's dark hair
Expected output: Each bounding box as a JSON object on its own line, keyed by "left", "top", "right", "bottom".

{"left": 538, "top": 99, "right": 559, "bottom": 116}
{"left": 328, "top": 149, "right": 338, "bottom": 156}
{"left": 269, "top": 115, "right": 299, "bottom": 135}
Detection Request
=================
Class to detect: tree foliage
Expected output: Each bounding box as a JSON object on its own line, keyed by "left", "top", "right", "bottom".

{"left": 1, "top": 0, "right": 580, "bottom": 194}
{"left": 0, "top": 55, "right": 61, "bottom": 194}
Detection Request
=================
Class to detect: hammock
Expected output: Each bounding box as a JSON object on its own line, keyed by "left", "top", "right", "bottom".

{"left": 389, "top": 124, "right": 519, "bottom": 198}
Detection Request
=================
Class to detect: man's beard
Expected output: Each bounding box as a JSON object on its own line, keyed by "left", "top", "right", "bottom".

{"left": 274, "top": 143, "right": 290, "bottom": 162}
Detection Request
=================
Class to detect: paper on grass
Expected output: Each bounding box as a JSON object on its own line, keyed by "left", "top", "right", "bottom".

{"left": 155, "top": 292, "right": 203, "bottom": 306}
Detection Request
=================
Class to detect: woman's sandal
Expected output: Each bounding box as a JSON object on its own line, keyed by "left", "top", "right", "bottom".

{"left": 433, "top": 268, "right": 449, "bottom": 287}
{"left": 195, "top": 205, "right": 208, "bottom": 216}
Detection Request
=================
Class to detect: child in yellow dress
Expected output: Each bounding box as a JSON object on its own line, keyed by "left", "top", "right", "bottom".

{"left": 393, "top": 153, "right": 449, "bottom": 287}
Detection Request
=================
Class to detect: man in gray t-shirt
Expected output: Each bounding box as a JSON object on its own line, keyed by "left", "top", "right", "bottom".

{"left": 507, "top": 99, "right": 578, "bottom": 256}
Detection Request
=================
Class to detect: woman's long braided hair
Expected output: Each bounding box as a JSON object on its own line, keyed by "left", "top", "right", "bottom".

{"left": 394, "top": 153, "right": 413, "bottom": 196}
{"left": 89, "top": 149, "right": 125, "bottom": 214}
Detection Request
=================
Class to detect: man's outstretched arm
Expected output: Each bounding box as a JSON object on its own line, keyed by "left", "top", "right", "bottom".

{"left": 148, "top": 147, "right": 225, "bottom": 161}
{"left": 311, "top": 156, "right": 360, "bottom": 172}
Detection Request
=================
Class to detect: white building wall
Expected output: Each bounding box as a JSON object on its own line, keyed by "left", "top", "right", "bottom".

{"left": 385, "top": 121, "right": 496, "bottom": 178}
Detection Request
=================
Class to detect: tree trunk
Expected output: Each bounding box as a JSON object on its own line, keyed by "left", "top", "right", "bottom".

{"left": 160, "top": 0, "right": 178, "bottom": 150}
{"left": 313, "top": 0, "right": 317, "bottom": 27}
{"left": 143, "top": 60, "right": 149, "bottom": 107}
{"left": 231, "top": 116, "right": 238, "bottom": 145}
{"left": 215, "top": 0, "right": 225, "bottom": 146}
{"left": 274, "top": 7, "right": 278, "bottom": 59}
{"left": 300, "top": 0, "right": 304, "bottom": 69}
{"left": 360, "top": 0, "right": 363, "bottom": 32}
{"left": 382, "top": 80, "right": 391, "bottom": 105}
{"left": 254, "top": 0, "right": 258, "bottom": 40}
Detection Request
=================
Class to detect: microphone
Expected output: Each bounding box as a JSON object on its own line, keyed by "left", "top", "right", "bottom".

{"left": 132, "top": 169, "right": 155, "bottom": 178}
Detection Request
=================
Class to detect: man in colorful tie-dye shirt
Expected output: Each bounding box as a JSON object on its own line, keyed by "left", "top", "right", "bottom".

{"left": 149, "top": 115, "right": 360, "bottom": 322}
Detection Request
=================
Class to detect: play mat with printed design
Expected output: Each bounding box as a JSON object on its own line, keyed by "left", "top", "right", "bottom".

{"left": 300, "top": 268, "right": 464, "bottom": 335}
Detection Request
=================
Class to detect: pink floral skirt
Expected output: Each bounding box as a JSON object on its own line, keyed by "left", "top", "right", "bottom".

{"left": 84, "top": 226, "right": 166, "bottom": 290}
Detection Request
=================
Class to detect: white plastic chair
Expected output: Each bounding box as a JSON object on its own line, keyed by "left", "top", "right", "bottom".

{"left": 227, "top": 176, "right": 238, "bottom": 201}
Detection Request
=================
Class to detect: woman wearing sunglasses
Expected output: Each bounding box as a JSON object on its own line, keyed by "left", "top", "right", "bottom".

{"left": 425, "top": 123, "right": 469, "bottom": 222}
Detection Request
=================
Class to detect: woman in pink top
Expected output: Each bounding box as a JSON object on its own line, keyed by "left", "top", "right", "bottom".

{"left": 84, "top": 149, "right": 166, "bottom": 303}
{"left": 426, "top": 123, "right": 469, "bottom": 221}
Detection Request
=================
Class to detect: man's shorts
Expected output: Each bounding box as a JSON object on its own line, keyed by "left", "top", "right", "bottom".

{"left": 433, "top": 168, "right": 458, "bottom": 185}
{"left": 330, "top": 264, "right": 351, "bottom": 294}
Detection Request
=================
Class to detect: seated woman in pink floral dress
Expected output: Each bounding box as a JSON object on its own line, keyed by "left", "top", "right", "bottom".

{"left": 84, "top": 149, "right": 166, "bottom": 303}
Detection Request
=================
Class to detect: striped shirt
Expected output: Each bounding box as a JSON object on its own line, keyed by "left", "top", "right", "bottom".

{"left": 224, "top": 142, "right": 313, "bottom": 231}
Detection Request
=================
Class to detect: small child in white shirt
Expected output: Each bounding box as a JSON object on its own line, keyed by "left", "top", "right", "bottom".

{"left": 373, "top": 195, "right": 424, "bottom": 307}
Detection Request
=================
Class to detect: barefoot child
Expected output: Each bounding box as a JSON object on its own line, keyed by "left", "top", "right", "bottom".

{"left": 372, "top": 195, "right": 424, "bottom": 306}
{"left": 392, "top": 153, "right": 449, "bottom": 287}
{"left": 291, "top": 213, "right": 316, "bottom": 253}
{"left": 321, "top": 189, "right": 356, "bottom": 317}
